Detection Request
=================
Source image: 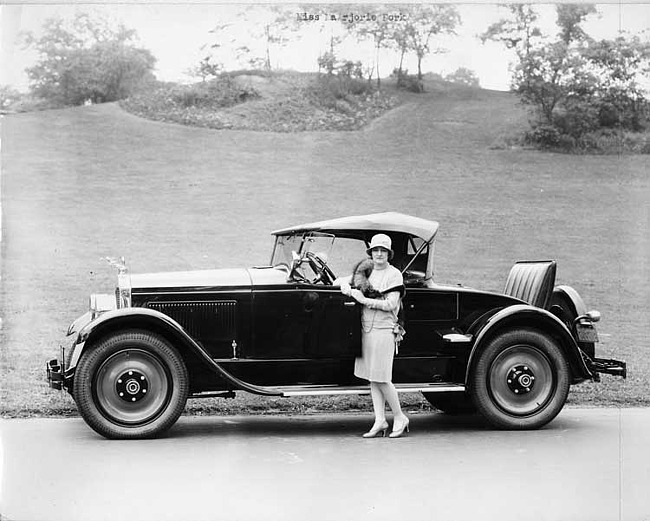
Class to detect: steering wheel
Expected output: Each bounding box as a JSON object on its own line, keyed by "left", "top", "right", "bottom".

{"left": 305, "top": 252, "right": 336, "bottom": 285}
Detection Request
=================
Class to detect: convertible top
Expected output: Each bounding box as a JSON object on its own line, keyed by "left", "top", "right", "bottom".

{"left": 272, "top": 212, "right": 439, "bottom": 243}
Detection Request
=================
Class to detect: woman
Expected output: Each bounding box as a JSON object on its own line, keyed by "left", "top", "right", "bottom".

{"left": 341, "top": 233, "right": 409, "bottom": 438}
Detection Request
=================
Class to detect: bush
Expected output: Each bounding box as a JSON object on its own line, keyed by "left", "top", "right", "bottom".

{"left": 444, "top": 67, "right": 480, "bottom": 87}
{"left": 393, "top": 71, "right": 424, "bottom": 93}
{"left": 7, "top": 94, "right": 65, "bottom": 113}
{"left": 308, "top": 74, "right": 374, "bottom": 108}
{"left": 525, "top": 124, "right": 562, "bottom": 149}
{"left": 122, "top": 77, "right": 259, "bottom": 119}
{"left": 525, "top": 123, "right": 650, "bottom": 154}
{"left": 551, "top": 103, "right": 600, "bottom": 138}
{"left": 596, "top": 98, "right": 649, "bottom": 132}
{"left": 169, "top": 77, "right": 259, "bottom": 109}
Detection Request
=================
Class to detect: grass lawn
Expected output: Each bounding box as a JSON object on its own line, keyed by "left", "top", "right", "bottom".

{"left": 1, "top": 80, "right": 648, "bottom": 418}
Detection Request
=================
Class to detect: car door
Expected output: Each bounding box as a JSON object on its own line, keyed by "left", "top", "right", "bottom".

{"left": 232, "top": 284, "right": 361, "bottom": 386}
{"left": 250, "top": 284, "right": 360, "bottom": 358}
{"left": 393, "top": 287, "right": 460, "bottom": 383}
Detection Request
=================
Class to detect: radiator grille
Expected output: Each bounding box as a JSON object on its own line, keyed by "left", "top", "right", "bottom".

{"left": 147, "top": 300, "right": 236, "bottom": 339}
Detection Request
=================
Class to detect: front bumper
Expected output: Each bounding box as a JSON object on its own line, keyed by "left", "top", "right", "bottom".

{"left": 46, "top": 340, "right": 75, "bottom": 392}
{"left": 46, "top": 359, "right": 64, "bottom": 390}
{"left": 585, "top": 356, "right": 627, "bottom": 380}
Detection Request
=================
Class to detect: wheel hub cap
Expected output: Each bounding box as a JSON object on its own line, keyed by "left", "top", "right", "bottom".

{"left": 116, "top": 370, "right": 149, "bottom": 402}
{"left": 507, "top": 365, "right": 536, "bottom": 394}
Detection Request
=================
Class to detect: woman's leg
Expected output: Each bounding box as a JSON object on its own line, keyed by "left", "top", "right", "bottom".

{"left": 369, "top": 382, "right": 387, "bottom": 423}
{"left": 377, "top": 382, "right": 409, "bottom": 436}
{"left": 377, "top": 382, "right": 407, "bottom": 423}
{"left": 361, "top": 382, "right": 389, "bottom": 437}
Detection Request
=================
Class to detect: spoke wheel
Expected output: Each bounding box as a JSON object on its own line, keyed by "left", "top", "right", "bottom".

{"left": 74, "top": 330, "right": 189, "bottom": 439}
{"left": 471, "top": 328, "right": 570, "bottom": 430}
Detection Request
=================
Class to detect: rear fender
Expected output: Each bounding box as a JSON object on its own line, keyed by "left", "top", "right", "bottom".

{"left": 71, "top": 308, "right": 282, "bottom": 396}
{"left": 550, "top": 285, "right": 588, "bottom": 318}
{"left": 465, "top": 304, "right": 592, "bottom": 386}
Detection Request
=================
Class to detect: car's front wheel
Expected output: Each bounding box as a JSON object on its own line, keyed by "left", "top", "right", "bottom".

{"left": 73, "top": 330, "right": 189, "bottom": 439}
{"left": 471, "top": 328, "right": 570, "bottom": 430}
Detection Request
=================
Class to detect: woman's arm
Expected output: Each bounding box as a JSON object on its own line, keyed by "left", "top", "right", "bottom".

{"left": 350, "top": 289, "right": 400, "bottom": 312}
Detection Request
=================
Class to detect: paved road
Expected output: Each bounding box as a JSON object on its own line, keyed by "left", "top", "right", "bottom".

{"left": 1, "top": 408, "right": 649, "bottom": 521}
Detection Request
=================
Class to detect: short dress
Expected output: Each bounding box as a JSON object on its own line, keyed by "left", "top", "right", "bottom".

{"left": 353, "top": 265, "right": 403, "bottom": 383}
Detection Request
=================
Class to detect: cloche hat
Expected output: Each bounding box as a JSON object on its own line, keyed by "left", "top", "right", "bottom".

{"left": 366, "top": 233, "right": 394, "bottom": 259}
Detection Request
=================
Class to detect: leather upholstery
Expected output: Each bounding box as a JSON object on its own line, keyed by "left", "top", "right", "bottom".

{"left": 504, "top": 260, "right": 557, "bottom": 309}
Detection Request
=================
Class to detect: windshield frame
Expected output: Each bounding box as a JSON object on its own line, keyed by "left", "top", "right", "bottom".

{"left": 271, "top": 232, "right": 336, "bottom": 270}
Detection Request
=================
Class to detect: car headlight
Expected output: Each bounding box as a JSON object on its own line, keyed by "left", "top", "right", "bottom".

{"left": 90, "top": 293, "right": 117, "bottom": 319}
{"left": 117, "top": 269, "right": 131, "bottom": 308}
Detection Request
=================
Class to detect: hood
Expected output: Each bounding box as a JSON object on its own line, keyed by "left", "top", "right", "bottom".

{"left": 130, "top": 266, "right": 288, "bottom": 290}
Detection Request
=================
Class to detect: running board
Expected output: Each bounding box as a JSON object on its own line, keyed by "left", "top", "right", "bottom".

{"left": 269, "top": 382, "right": 465, "bottom": 397}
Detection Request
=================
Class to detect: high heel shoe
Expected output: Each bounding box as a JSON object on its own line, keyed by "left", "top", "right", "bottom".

{"left": 362, "top": 420, "right": 389, "bottom": 438}
{"left": 389, "top": 417, "right": 410, "bottom": 438}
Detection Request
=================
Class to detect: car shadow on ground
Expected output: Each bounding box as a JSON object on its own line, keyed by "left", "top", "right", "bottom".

{"left": 165, "top": 412, "right": 581, "bottom": 439}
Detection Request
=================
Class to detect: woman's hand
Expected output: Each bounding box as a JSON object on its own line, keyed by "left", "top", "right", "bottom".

{"left": 350, "top": 289, "right": 366, "bottom": 303}
{"left": 340, "top": 282, "right": 352, "bottom": 296}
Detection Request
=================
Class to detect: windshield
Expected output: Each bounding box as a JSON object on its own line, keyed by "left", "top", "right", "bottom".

{"left": 271, "top": 233, "right": 333, "bottom": 266}
{"left": 271, "top": 233, "right": 368, "bottom": 281}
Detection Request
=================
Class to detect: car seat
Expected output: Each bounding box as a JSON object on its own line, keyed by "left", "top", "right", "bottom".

{"left": 504, "top": 260, "right": 557, "bottom": 309}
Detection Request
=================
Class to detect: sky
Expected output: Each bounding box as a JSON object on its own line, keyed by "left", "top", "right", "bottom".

{"left": 1, "top": 2, "right": 649, "bottom": 92}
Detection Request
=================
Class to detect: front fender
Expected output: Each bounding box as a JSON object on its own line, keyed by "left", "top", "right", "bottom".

{"left": 465, "top": 304, "right": 593, "bottom": 385}
{"left": 71, "top": 307, "right": 188, "bottom": 367}
{"left": 69, "top": 307, "right": 282, "bottom": 396}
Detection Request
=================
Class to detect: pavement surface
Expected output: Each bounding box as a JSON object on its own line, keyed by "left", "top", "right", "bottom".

{"left": 1, "top": 408, "right": 649, "bottom": 521}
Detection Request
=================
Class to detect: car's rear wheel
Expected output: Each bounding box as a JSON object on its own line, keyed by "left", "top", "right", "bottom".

{"left": 423, "top": 392, "right": 476, "bottom": 415}
{"left": 471, "top": 328, "right": 570, "bottom": 430}
{"left": 73, "top": 330, "right": 189, "bottom": 439}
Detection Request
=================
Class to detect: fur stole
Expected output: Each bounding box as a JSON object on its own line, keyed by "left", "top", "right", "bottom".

{"left": 351, "top": 259, "right": 383, "bottom": 298}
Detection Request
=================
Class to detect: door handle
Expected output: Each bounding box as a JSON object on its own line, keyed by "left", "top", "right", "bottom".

{"left": 344, "top": 301, "right": 357, "bottom": 307}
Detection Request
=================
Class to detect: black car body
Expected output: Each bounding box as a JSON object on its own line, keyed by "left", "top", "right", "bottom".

{"left": 47, "top": 212, "right": 626, "bottom": 438}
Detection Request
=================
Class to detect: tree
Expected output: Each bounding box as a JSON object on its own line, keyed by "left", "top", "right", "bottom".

{"left": 480, "top": 5, "right": 543, "bottom": 92}
{"left": 402, "top": 5, "right": 460, "bottom": 80}
{"left": 231, "top": 6, "right": 299, "bottom": 71}
{"left": 260, "top": 6, "right": 300, "bottom": 71}
{"left": 190, "top": 21, "right": 232, "bottom": 81}
{"left": 24, "top": 13, "right": 155, "bottom": 106}
{"left": 351, "top": 8, "right": 395, "bottom": 87}
{"left": 0, "top": 85, "right": 21, "bottom": 111}
{"left": 514, "top": 5, "right": 597, "bottom": 125}
{"left": 486, "top": 3, "right": 649, "bottom": 144}
{"left": 390, "top": 24, "right": 411, "bottom": 79}
{"left": 189, "top": 56, "right": 223, "bottom": 82}
{"left": 584, "top": 35, "right": 650, "bottom": 130}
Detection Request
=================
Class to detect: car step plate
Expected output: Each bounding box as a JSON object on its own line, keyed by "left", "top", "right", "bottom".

{"left": 274, "top": 382, "right": 465, "bottom": 397}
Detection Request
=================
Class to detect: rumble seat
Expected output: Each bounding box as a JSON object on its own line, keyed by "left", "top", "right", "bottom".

{"left": 504, "top": 260, "right": 557, "bottom": 309}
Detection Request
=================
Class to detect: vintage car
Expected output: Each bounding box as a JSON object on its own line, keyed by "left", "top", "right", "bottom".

{"left": 47, "top": 212, "right": 626, "bottom": 439}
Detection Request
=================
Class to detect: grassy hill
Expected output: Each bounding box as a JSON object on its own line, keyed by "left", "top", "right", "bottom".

{"left": 1, "top": 77, "right": 648, "bottom": 417}
{"left": 120, "top": 71, "right": 401, "bottom": 132}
